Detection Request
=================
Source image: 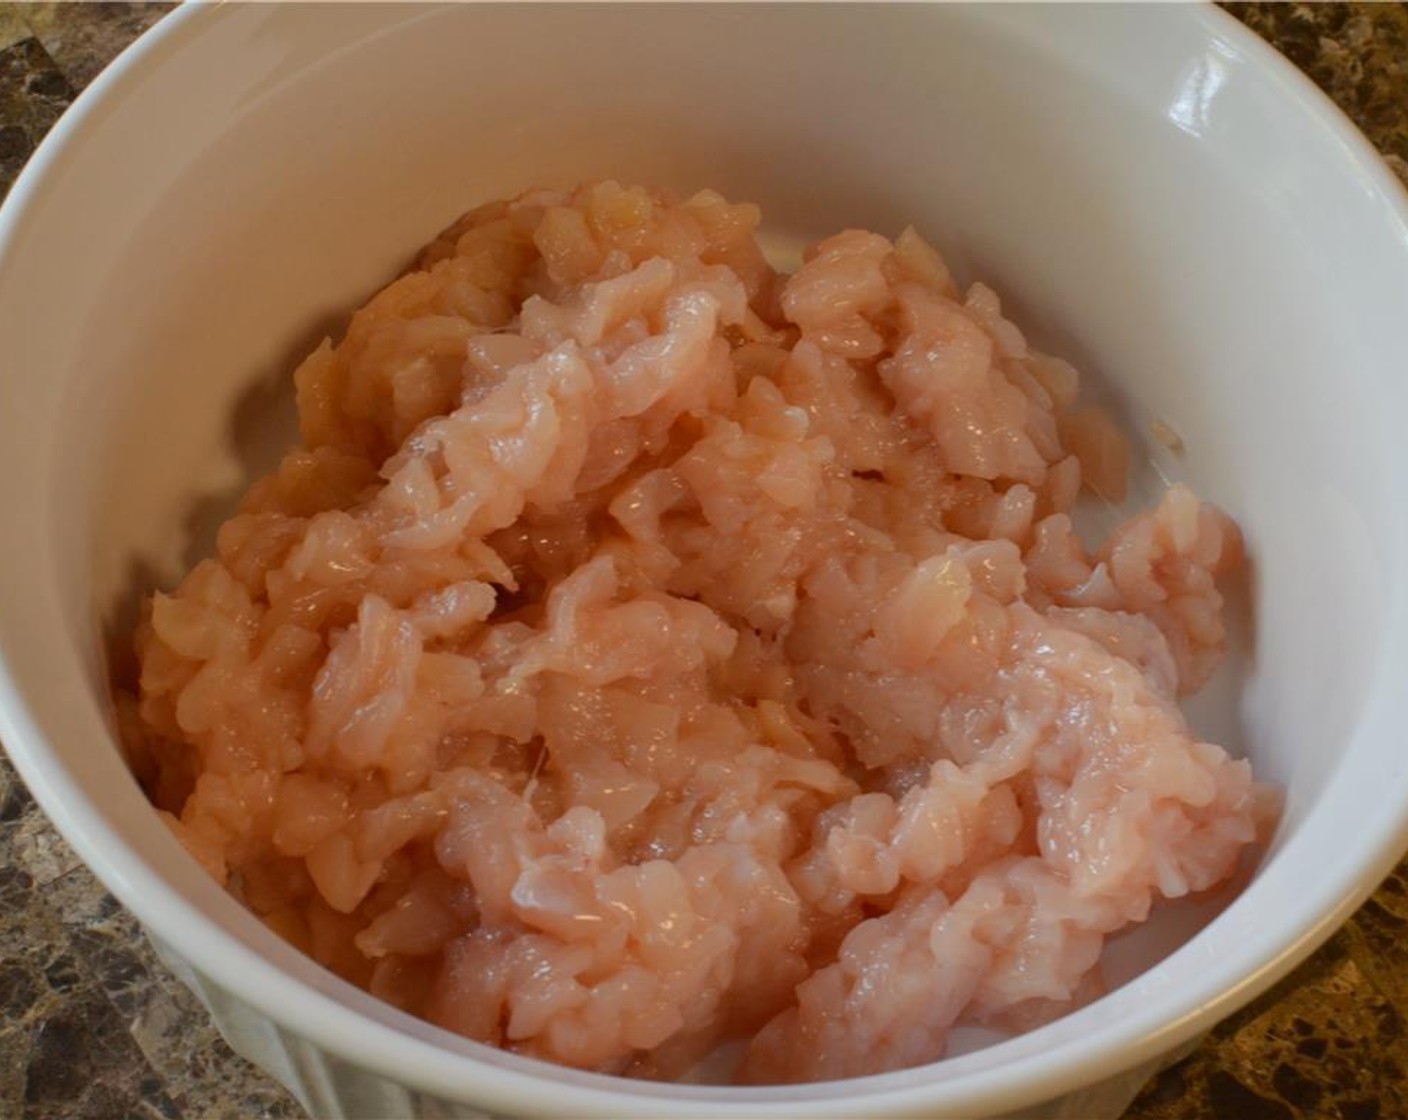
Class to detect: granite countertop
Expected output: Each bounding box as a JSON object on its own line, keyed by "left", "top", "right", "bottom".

{"left": 2, "top": 4, "right": 1407, "bottom": 1118}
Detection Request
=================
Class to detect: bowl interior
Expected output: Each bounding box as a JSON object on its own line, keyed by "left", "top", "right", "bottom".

{"left": 2, "top": 4, "right": 1408, "bottom": 1116}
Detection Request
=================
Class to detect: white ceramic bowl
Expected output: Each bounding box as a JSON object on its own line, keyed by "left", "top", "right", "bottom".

{"left": 3, "top": 5, "right": 1408, "bottom": 1118}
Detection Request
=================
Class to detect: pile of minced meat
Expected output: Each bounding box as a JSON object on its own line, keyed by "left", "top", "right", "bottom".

{"left": 120, "top": 182, "right": 1276, "bottom": 1084}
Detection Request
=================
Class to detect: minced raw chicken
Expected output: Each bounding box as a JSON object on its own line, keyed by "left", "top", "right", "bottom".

{"left": 119, "top": 182, "right": 1276, "bottom": 1084}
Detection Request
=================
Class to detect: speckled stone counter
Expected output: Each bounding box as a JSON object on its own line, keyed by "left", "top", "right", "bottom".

{"left": 2, "top": 4, "right": 1407, "bottom": 1118}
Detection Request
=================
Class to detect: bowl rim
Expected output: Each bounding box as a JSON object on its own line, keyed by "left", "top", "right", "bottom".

{"left": 3, "top": 3, "right": 1408, "bottom": 1116}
